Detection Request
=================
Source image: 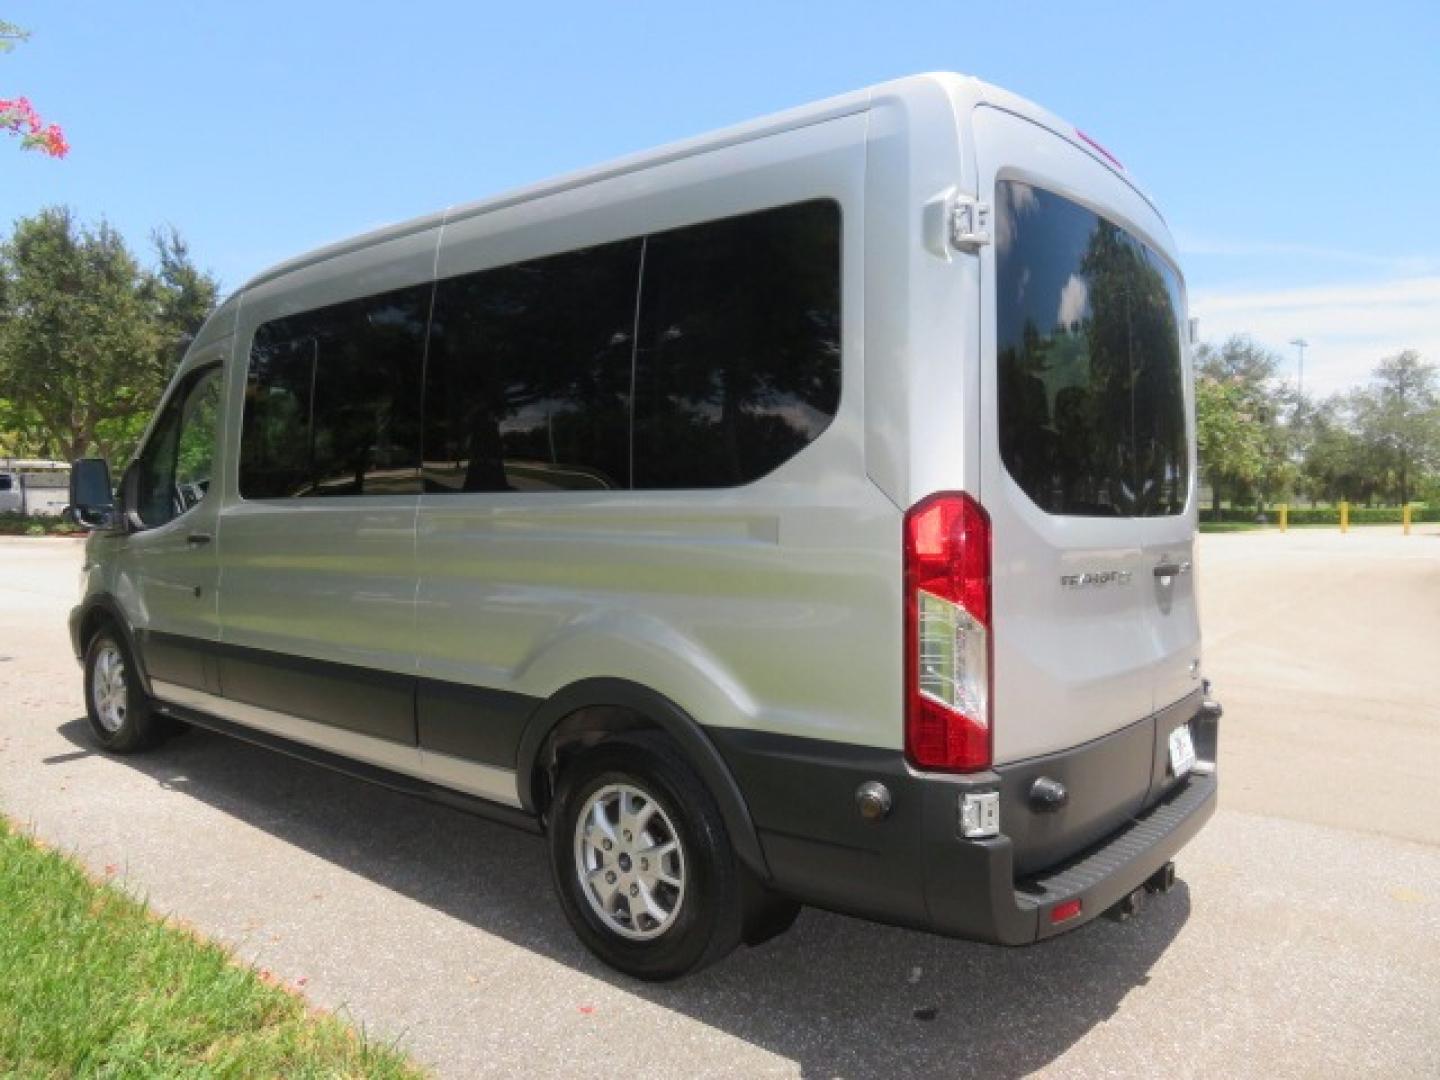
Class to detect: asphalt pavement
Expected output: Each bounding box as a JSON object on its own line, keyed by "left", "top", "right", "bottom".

{"left": 1, "top": 528, "right": 1437, "bottom": 1078}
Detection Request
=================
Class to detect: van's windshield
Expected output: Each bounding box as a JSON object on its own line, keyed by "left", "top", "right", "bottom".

{"left": 995, "top": 179, "right": 1189, "bottom": 517}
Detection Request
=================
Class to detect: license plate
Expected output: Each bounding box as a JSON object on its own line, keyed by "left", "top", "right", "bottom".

{"left": 1168, "top": 723, "right": 1196, "bottom": 778}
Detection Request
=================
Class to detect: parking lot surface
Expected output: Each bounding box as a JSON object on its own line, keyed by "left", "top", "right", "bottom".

{"left": 2, "top": 528, "right": 1438, "bottom": 1078}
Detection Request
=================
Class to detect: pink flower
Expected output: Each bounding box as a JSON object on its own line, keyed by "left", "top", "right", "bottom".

{"left": 1, "top": 96, "right": 69, "bottom": 158}
{"left": 40, "top": 124, "right": 68, "bottom": 158}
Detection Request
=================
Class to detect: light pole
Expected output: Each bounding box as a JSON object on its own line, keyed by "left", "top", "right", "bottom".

{"left": 1289, "top": 338, "right": 1308, "bottom": 400}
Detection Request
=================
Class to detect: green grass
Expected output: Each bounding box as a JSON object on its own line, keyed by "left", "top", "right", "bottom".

{"left": 0, "top": 817, "right": 427, "bottom": 1079}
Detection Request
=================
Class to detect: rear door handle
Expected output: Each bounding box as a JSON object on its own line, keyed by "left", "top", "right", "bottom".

{"left": 187, "top": 532, "right": 212, "bottom": 546}
{"left": 1153, "top": 560, "right": 1190, "bottom": 578}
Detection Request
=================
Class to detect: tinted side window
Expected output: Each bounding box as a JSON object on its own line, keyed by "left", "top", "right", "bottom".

{"left": 632, "top": 200, "right": 841, "bottom": 489}
{"left": 240, "top": 285, "right": 429, "bottom": 498}
{"left": 996, "top": 181, "right": 1189, "bottom": 517}
{"left": 134, "top": 366, "right": 223, "bottom": 527}
{"left": 423, "top": 241, "right": 641, "bottom": 492}
{"left": 135, "top": 391, "right": 184, "bottom": 525}
{"left": 174, "top": 370, "right": 223, "bottom": 513}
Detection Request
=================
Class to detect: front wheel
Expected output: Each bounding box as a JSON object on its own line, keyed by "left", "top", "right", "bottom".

{"left": 548, "top": 734, "right": 744, "bottom": 980}
{"left": 83, "top": 628, "right": 162, "bottom": 753}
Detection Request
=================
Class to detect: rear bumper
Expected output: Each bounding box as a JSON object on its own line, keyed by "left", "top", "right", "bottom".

{"left": 709, "top": 691, "right": 1219, "bottom": 944}
{"left": 923, "top": 766, "right": 1215, "bottom": 944}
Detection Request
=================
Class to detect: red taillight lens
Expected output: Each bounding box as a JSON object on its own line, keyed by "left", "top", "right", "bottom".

{"left": 1050, "top": 898, "right": 1083, "bottom": 924}
{"left": 903, "top": 492, "right": 993, "bottom": 772}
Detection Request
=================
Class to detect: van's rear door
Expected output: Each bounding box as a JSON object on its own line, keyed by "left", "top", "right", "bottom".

{"left": 974, "top": 105, "right": 1194, "bottom": 765}
{"left": 1135, "top": 276, "right": 1203, "bottom": 720}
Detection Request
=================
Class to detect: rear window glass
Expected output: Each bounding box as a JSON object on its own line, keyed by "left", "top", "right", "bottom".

{"left": 996, "top": 179, "right": 1189, "bottom": 517}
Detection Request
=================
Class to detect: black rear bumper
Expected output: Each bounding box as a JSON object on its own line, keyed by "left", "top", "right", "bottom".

{"left": 923, "top": 767, "right": 1215, "bottom": 944}
{"left": 708, "top": 690, "right": 1219, "bottom": 944}
{"left": 1020, "top": 770, "right": 1213, "bottom": 939}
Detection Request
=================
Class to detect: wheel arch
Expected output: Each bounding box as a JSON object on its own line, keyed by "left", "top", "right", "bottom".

{"left": 73, "top": 595, "right": 152, "bottom": 694}
{"left": 517, "top": 677, "right": 772, "bottom": 882}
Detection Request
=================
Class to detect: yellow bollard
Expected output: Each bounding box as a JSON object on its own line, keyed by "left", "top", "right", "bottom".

{"left": 1279, "top": 504, "right": 1288, "bottom": 532}
{"left": 1403, "top": 503, "right": 1412, "bottom": 536}
{"left": 1340, "top": 500, "right": 1349, "bottom": 533}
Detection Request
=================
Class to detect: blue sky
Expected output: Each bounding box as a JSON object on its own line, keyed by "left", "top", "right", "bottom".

{"left": 4, "top": 0, "right": 1437, "bottom": 394}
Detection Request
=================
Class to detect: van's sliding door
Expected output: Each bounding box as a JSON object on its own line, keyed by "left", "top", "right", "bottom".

{"left": 212, "top": 229, "right": 439, "bottom": 749}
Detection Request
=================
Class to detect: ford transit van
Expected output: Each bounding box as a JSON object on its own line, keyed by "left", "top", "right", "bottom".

{"left": 68, "top": 73, "right": 1219, "bottom": 980}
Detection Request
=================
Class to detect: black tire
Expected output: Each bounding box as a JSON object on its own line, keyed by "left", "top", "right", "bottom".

{"left": 548, "top": 733, "right": 744, "bottom": 980}
{"left": 82, "top": 626, "right": 163, "bottom": 754}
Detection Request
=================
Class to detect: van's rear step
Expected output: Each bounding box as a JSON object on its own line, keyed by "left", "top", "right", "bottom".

{"left": 1016, "top": 772, "right": 1216, "bottom": 939}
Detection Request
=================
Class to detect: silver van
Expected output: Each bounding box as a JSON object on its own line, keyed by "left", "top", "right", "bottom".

{"left": 68, "top": 73, "right": 1218, "bottom": 980}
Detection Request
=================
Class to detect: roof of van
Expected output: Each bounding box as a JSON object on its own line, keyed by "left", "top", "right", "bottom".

{"left": 238, "top": 72, "right": 1160, "bottom": 294}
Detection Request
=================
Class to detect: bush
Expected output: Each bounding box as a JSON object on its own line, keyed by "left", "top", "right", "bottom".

{"left": 0, "top": 513, "right": 84, "bottom": 536}
{"left": 1203, "top": 508, "right": 1285, "bottom": 523}
{"left": 1201, "top": 505, "right": 1439, "bottom": 525}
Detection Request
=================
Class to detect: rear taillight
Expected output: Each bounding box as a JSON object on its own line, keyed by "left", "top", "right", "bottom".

{"left": 903, "top": 492, "right": 992, "bottom": 772}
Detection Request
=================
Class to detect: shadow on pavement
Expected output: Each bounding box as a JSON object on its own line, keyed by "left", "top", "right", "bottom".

{"left": 58, "top": 718, "right": 1188, "bottom": 1078}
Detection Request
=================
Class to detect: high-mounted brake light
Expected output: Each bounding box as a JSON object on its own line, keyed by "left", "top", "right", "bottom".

{"left": 1075, "top": 128, "right": 1125, "bottom": 172}
{"left": 903, "top": 492, "right": 992, "bottom": 772}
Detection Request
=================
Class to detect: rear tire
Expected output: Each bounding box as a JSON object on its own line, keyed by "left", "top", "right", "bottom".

{"left": 83, "top": 627, "right": 163, "bottom": 754}
{"left": 548, "top": 733, "right": 744, "bottom": 980}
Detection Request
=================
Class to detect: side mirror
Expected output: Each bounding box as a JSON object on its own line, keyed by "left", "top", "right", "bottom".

{"left": 68, "top": 458, "right": 120, "bottom": 531}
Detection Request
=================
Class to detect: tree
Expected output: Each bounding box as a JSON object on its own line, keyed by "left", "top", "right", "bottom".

{"left": 0, "top": 207, "right": 219, "bottom": 462}
{"left": 149, "top": 225, "right": 220, "bottom": 363}
{"left": 1351, "top": 351, "right": 1439, "bottom": 505}
{"left": 1, "top": 20, "right": 68, "bottom": 158}
{"left": 1300, "top": 396, "right": 1366, "bottom": 504}
{"left": 1194, "top": 336, "right": 1285, "bottom": 516}
{"left": 1196, "top": 334, "right": 1280, "bottom": 386}
{"left": 1255, "top": 407, "right": 1299, "bottom": 510}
